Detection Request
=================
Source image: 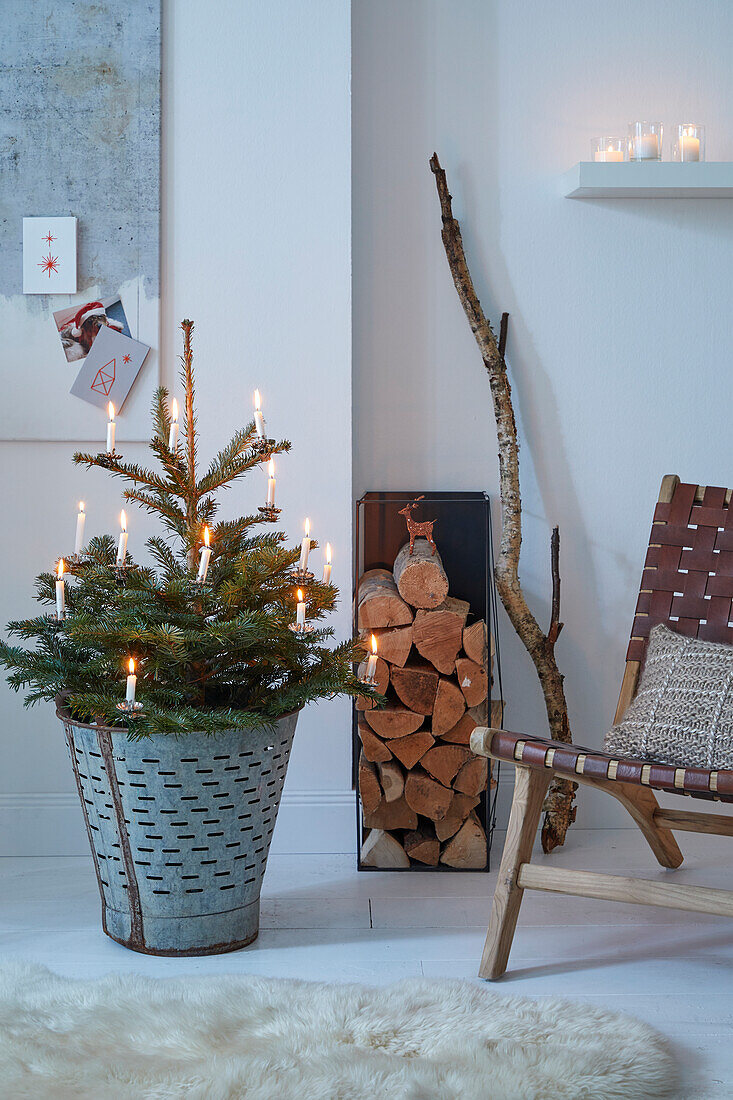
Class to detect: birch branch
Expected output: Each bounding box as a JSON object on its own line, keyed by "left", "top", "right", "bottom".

{"left": 429, "top": 153, "right": 576, "bottom": 851}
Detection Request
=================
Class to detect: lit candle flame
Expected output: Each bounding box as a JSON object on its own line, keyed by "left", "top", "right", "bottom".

{"left": 171, "top": 398, "right": 178, "bottom": 421}
{"left": 79, "top": 501, "right": 84, "bottom": 514}
{"left": 128, "top": 657, "right": 135, "bottom": 675}
{"left": 297, "top": 588, "right": 303, "bottom": 603}
{"left": 108, "top": 401, "right": 115, "bottom": 421}
{"left": 203, "top": 525, "right": 210, "bottom": 548}
{"left": 304, "top": 517, "right": 310, "bottom": 538}
{"left": 57, "top": 558, "right": 65, "bottom": 578}
{"left": 120, "top": 509, "right": 127, "bottom": 532}
{"left": 254, "top": 388, "right": 261, "bottom": 412}
{"left": 326, "top": 542, "right": 332, "bottom": 565}
{"left": 371, "top": 633, "right": 378, "bottom": 656}
{"left": 268, "top": 457, "right": 275, "bottom": 477}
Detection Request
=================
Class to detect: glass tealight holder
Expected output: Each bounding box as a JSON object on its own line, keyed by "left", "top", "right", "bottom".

{"left": 673, "top": 123, "right": 705, "bottom": 162}
{"left": 591, "top": 137, "right": 626, "bottom": 162}
{"left": 628, "top": 121, "right": 663, "bottom": 161}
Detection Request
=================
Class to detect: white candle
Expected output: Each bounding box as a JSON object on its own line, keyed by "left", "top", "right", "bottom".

{"left": 266, "top": 458, "right": 276, "bottom": 506}
{"left": 636, "top": 133, "right": 659, "bottom": 160}
{"left": 296, "top": 588, "right": 306, "bottom": 629}
{"left": 253, "top": 389, "right": 266, "bottom": 440}
{"left": 681, "top": 131, "right": 700, "bottom": 161}
{"left": 298, "top": 518, "right": 311, "bottom": 571}
{"left": 106, "top": 402, "right": 116, "bottom": 454}
{"left": 116, "top": 510, "right": 128, "bottom": 566}
{"left": 74, "top": 502, "right": 86, "bottom": 556}
{"left": 197, "top": 526, "right": 212, "bottom": 583}
{"left": 168, "top": 398, "right": 179, "bottom": 450}
{"left": 125, "top": 657, "right": 137, "bottom": 705}
{"left": 366, "top": 634, "right": 378, "bottom": 680}
{"left": 322, "top": 542, "right": 332, "bottom": 585}
{"left": 55, "top": 558, "right": 65, "bottom": 620}
{"left": 594, "top": 146, "right": 624, "bottom": 162}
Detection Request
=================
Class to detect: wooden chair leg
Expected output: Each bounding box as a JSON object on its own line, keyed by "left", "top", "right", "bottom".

{"left": 479, "top": 764, "right": 550, "bottom": 980}
{"left": 590, "top": 778, "right": 683, "bottom": 869}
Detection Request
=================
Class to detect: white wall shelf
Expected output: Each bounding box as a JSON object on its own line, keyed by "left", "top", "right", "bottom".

{"left": 563, "top": 161, "right": 733, "bottom": 198}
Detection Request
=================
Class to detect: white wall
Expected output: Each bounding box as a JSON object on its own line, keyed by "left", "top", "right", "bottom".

{"left": 0, "top": 0, "right": 354, "bottom": 855}
{"left": 353, "top": 0, "right": 733, "bottom": 828}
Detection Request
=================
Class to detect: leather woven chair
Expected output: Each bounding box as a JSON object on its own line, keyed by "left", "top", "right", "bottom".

{"left": 471, "top": 474, "right": 733, "bottom": 980}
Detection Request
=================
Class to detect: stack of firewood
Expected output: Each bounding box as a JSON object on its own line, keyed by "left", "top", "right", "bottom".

{"left": 356, "top": 538, "right": 500, "bottom": 870}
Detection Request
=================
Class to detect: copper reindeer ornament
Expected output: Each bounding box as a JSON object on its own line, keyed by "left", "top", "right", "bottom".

{"left": 398, "top": 496, "right": 437, "bottom": 555}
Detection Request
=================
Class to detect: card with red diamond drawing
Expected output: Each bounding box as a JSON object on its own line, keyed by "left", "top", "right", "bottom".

{"left": 70, "top": 324, "right": 150, "bottom": 412}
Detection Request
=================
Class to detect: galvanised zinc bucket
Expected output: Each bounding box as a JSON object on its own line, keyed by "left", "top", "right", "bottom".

{"left": 57, "top": 700, "right": 299, "bottom": 956}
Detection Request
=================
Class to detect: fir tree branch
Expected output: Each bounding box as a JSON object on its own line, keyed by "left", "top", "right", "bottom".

{"left": 122, "top": 490, "right": 187, "bottom": 535}
{"left": 180, "top": 320, "right": 199, "bottom": 571}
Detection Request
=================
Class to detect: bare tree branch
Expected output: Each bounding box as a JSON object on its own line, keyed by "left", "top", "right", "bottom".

{"left": 547, "top": 526, "right": 563, "bottom": 646}
{"left": 498, "top": 311, "right": 509, "bottom": 358}
{"left": 429, "top": 153, "right": 576, "bottom": 851}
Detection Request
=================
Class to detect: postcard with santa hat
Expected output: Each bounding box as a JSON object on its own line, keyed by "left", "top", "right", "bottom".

{"left": 53, "top": 298, "right": 131, "bottom": 364}
{"left": 70, "top": 324, "right": 150, "bottom": 412}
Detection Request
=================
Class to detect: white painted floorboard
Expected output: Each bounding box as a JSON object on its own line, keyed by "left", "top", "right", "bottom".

{"left": 1, "top": 829, "right": 731, "bottom": 1098}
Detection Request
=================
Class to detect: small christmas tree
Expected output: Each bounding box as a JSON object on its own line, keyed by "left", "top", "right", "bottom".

{"left": 0, "top": 320, "right": 372, "bottom": 737}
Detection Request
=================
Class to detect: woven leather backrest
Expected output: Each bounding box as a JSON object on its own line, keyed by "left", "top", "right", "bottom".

{"left": 627, "top": 476, "right": 733, "bottom": 665}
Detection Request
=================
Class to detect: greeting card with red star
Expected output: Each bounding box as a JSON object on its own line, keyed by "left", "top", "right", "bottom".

{"left": 70, "top": 324, "right": 150, "bottom": 413}
{"left": 23, "top": 216, "right": 77, "bottom": 294}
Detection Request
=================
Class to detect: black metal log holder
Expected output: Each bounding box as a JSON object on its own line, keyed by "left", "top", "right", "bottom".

{"left": 353, "top": 490, "right": 503, "bottom": 873}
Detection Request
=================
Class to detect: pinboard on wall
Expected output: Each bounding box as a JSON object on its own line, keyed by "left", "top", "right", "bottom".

{"left": 0, "top": 0, "right": 161, "bottom": 442}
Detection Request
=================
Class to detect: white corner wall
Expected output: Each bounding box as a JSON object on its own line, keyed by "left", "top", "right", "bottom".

{"left": 0, "top": 0, "right": 354, "bottom": 855}
{"left": 352, "top": 0, "right": 733, "bottom": 828}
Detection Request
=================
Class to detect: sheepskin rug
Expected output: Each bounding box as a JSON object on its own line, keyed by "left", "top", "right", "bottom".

{"left": 0, "top": 962, "right": 675, "bottom": 1099}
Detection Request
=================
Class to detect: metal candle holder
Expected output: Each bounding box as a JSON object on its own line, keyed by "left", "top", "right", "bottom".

{"left": 289, "top": 567, "right": 314, "bottom": 586}
{"left": 288, "top": 622, "right": 315, "bottom": 635}
{"left": 258, "top": 505, "right": 281, "bottom": 522}
{"left": 110, "top": 563, "right": 130, "bottom": 586}
{"left": 96, "top": 450, "right": 122, "bottom": 464}
{"left": 358, "top": 672, "right": 380, "bottom": 688}
{"left": 64, "top": 553, "right": 88, "bottom": 568}
{"left": 116, "top": 701, "right": 144, "bottom": 715}
{"left": 252, "top": 437, "right": 276, "bottom": 459}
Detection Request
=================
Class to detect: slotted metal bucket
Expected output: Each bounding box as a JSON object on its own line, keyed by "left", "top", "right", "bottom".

{"left": 57, "top": 699, "right": 299, "bottom": 956}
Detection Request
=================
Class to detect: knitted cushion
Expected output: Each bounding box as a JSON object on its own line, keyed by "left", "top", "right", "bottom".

{"left": 605, "top": 624, "right": 733, "bottom": 770}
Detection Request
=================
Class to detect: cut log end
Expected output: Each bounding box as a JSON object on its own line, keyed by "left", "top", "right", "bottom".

{"left": 358, "top": 754, "right": 382, "bottom": 814}
{"left": 421, "top": 743, "right": 472, "bottom": 787}
{"left": 361, "top": 829, "right": 410, "bottom": 869}
{"left": 357, "top": 568, "right": 413, "bottom": 630}
{"left": 440, "top": 711, "right": 478, "bottom": 745}
{"left": 393, "top": 540, "right": 449, "bottom": 609}
{"left": 413, "top": 598, "right": 469, "bottom": 675}
{"left": 363, "top": 794, "right": 418, "bottom": 832}
{"left": 440, "top": 812, "right": 487, "bottom": 869}
{"left": 364, "top": 705, "right": 423, "bottom": 740}
{"left": 377, "top": 759, "right": 405, "bottom": 803}
{"left": 364, "top": 625, "right": 413, "bottom": 668}
{"left": 357, "top": 719, "right": 393, "bottom": 763}
{"left": 387, "top": 730, "right": 435, "bottom": 770}
{"left": 404, "top": 768, "right": 453, "bottom": 821}
{"left": 463, "top": 619, "right": 488, "bottom": 666}
{"left": 453, "top": 755, "right": 489, "bottom": 797}
{"left": 434, "top": 792, "right": 480, "bottom": 841}
{"left": 404, "top": 825, "right": 440, "bottom": 866}
{"left": 431, "top": 676, "right": 466, "bottom": 736}
{"left": 455, "top": 657, "right": 488, "bottom": 708}
{"left": 390, "top": 658, "right": 439, "bottom": 715}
